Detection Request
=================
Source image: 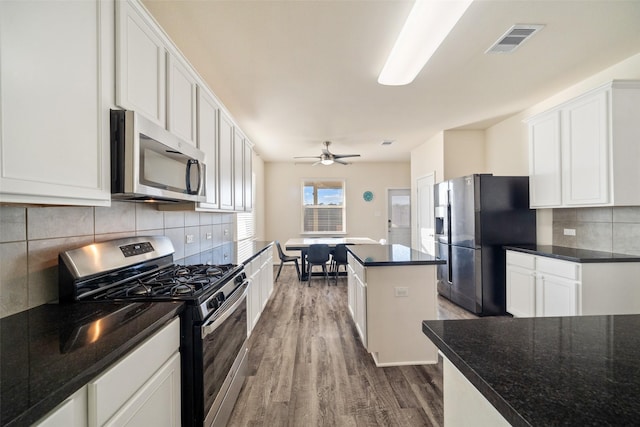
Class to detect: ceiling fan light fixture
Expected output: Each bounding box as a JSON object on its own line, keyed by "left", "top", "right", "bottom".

{"left": 321, "top": 158, "right": 334, "bottom": 166}
{"left": 378, "top": 0, "right": 474, "bottom": 86}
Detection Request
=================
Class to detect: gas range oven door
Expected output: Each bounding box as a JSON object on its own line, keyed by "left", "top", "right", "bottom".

{"left": 199, "top": 282, "right": 248, "bottom": 427}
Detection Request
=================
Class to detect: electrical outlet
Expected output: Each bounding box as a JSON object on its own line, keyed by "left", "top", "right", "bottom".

{"left": 223, "top": 228, "right": 229, "bottom": 236}
{"left": 185, "top": 234, "right": 194, "bottom": 243}
{"left": 563, "top": 228, "right": 576, "bottom": 236}
{"left": 205, "top": 232, "right": 212, "bottom": 240}
{"left": 394, "top": 287, "right": 409, "bottom": 297}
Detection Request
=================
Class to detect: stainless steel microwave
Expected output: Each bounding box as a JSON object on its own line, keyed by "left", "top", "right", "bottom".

{"left": 110, "top": 110, "right": 206, "bottom": 203}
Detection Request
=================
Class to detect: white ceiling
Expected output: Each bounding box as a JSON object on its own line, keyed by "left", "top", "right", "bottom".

{"left": 143, "top": 0, "right": 640, "bottom": 163}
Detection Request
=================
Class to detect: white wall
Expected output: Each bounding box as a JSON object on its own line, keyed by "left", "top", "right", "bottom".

{"left": 442, "top": 130, "right": 487, "bottom": 180}
{"left": 265, "top": 162, "right": 410, "bottom": 246}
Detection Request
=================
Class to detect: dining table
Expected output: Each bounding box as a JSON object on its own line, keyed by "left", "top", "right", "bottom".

{"left": 284, "top": 237, "right": 380, "bottom": 280}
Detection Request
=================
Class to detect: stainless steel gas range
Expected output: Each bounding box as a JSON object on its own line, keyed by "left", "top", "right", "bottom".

{"left": 58, "top": 235, "right": 248, "bottom": 427}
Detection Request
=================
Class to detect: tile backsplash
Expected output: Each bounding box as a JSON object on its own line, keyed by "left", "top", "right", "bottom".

{"left": 553, "top": 206, "right": 640, "bottom": 254}
{"left": 0, "top": 203, "right": 235, "bottom": 318}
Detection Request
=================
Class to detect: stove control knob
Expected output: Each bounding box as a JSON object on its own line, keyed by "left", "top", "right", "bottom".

{"left": 208, "top": 293, "right": 225, "bottom": 310}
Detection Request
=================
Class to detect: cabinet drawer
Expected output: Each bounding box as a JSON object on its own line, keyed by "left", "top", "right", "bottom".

{"left": 506, "top": 251, "right": 535, "bottom": 269}
{"left": 536, "top": 257, "right": 580, "bottom": 280}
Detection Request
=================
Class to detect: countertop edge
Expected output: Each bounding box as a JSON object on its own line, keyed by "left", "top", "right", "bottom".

{"left": 346, "top": 246, "right": 445, "bottom": 267}
{"left": 241, "top": 241, "right": 274, "bottom": 265}
{"left": 504, "top": 245, "right": 640, "bottom": 263}
{"left": 421, "top": 321, "right": 531, "bottom": 427}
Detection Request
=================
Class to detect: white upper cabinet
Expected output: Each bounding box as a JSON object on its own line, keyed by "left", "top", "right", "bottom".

{"left": 527, "top": 80, "right": 640, "bottom": 208}
{"left": 116, "top": 0, "right": 166, "bottom": 127}
{"left": 167, "top": 54, "right": 197, "bottom": 145}
{"left": 562, "top": 89, "right": 609, "bottom": 206}
{"left": 528, "top": 111, "right": 562, "bottom": 208}
{"left": 233, "top": 129, "right": 245, "bottom": 211}
{"left": 244, "top": 139, "right": 253, "bottom": 211}
{"left": 197, "top": 88, "right": 219, "bottom": 209}
{"left": 0, "top": 0, "right": 113, "bottom": 206}
{"left": 218, "top": 110, "right": 235, "bottom": 211}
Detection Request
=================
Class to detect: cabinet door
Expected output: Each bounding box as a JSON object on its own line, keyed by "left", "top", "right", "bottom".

{"left": 244, "top": 140, "right": 253, "bottom": 211}
{"left": 233, "top": 129, "right": 245, "bottom": 211}
{"left": 105, "top": 353, "right": 181, "bottom": 427}
{"left": 355, "top": 274, "right": 367, "bottom": 348}
{"left": 347, "top": 263, "right": 356, "bottom": 318}
{"left": 562, "top": 89, "right": 609, "bottom": 205}
{"left": 248, "top": 262, "right": 261, "bottom": 334}
{"left": 506, "top": 265, "right": 536, "bottom": 317}
{"left": 218, "top": 111, "right": 234, "bottom": 210}
{"left": 116, "top": 0, "right": 166, "bottom": 127}
{"left": 197, "top": 88, "right": 219, "bottom": 209}
{"left": 538, "top": 275, "right": 581, "bottom": 317}
{"left": 0, "top": 0, "right": 112, "bottom": 206}
{"left": 528, "top": 111, "right": 562, "bottom": 207}
{"left": 35, "top": 387, "right": 87, "bottom": 427}
{"left": 167, "top": 54, "right": 197, "bottom": 145}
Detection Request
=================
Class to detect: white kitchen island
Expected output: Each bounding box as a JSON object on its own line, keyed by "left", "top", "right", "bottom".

{"left": 346, "top": 244, "right": 445, "bottom": 367}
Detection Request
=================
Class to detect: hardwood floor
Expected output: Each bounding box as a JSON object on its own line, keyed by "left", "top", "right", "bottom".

{"left": 228, "top": 266, "right": 478, "bottom": 426}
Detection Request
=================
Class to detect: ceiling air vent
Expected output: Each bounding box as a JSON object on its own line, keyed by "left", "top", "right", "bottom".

{"left": 486, "top": 24, "right": 544, "bottom": 54}
{"left": 380, "top": 140, "right": 394, "bottom": 146}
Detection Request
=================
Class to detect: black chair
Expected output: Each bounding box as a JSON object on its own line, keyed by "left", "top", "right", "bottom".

{"left": 275, "top": 241, "right": 300, "bottom": 281}
{"left": 305, "top": 244, "right": 331, "bottom": 286}
{"left": 331, "top": 244, "right": 349, "bottom": 284}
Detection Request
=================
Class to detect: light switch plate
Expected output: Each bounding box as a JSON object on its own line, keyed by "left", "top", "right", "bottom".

{"left": 563, "top": 228, "right": 576, "bottom": 236}
{"left": 185, "top": 234, "right": 194, "bottom": 243}
{"left": 394, "top": 287, "right": 409, "bottom": 297}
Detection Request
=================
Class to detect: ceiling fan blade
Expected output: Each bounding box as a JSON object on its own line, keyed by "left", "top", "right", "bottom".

{"left": 333, "top": 154, "right": 360, "bottom": 159}
{"left": 293, "top": 156, "right": 321, "bottom": 159}
{"left": 312, "top": 160, "right": 322, "bottom": 166}
{"left": 334, "top": 159, "right": 351, "bottom": 165}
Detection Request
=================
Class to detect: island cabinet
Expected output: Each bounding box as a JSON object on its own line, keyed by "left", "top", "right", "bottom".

{"left": 527, "top": 80, "right": 640, "bottom": 208}
{"left": 0, "top": 0, "right": 113, "bottom": 206}
{"left": 506, "top": 248, "right": 640, "bottom": 317}
{"left": 346, "top": 246, "right": 444, "bottom": 367}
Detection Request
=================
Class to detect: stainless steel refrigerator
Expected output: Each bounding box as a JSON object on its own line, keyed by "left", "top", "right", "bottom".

{"left": 435, "top": 174, "right": 536, "bottom": 316}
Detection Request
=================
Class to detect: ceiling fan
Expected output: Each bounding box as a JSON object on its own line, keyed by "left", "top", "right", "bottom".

{"left": 293, "top": 141, "right": 361, "bottom": 165}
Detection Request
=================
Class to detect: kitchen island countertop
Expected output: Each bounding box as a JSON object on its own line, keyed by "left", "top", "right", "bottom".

{"left": 347, "top": 244, "right": 445, "bottom": 267}
{"left": 422, "top": 315, "right": 640, "bottom": 426}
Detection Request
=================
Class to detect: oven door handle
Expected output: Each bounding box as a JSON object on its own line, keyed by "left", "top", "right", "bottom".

{"left": 201, "top": 283, "right": 248, "bottom": 340}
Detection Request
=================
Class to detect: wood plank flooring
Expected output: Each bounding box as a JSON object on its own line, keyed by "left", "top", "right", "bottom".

{"left": 228, "top": 266, "right": 478, "bottom": 426}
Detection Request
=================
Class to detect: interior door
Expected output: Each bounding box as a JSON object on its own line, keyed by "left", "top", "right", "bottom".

{"left": 387, "top": 188, "right": 411, "bottom": 246}
{"left": 416, "top": 173, "right": 435, "bottom": 255}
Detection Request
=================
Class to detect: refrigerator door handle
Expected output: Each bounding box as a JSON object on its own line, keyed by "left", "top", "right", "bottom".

{"left": 447, "top": 245, "right": 453, "bottom": 284}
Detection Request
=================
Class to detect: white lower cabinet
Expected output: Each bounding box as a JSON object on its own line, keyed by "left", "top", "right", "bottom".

{"left": 354, "top": 273, "right": 368, "bottom": 348}
{"left": 506, "top": 250, "right": 640, "bottom": 317}
{"left": 88, "top": 318, "right": 181, "bottom": 427}
{"left": 347, "top": 263, "right": 356, "bottom": 318}
{"left": 246, "top": 245, "right": 275, "bottom": 336}
{"left": 35, "top": 387, "right": 88, "bottom": 427}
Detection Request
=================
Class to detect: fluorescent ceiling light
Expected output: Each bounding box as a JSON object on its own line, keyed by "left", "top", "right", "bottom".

{"left": 378, "top": 0, "right": 473, "bottom": 86}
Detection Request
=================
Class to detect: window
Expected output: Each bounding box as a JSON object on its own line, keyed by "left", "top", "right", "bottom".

{"left": 301, "top": 180, "right": 346, "bottom": 234}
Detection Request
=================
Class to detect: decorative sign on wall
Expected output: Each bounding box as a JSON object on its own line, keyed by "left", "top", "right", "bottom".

{"left": 363, "top": 191, "right": 374, "bottom": 202}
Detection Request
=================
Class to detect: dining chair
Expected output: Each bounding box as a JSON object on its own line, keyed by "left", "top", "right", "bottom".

{"left": 305, "top": 244, "right": 331, "bottom": 286}
{"left": 331, "top": 244, "right": 349, "bottom": 284}
{"left": 275, "top": 241, "right": 301, "bottom": 281}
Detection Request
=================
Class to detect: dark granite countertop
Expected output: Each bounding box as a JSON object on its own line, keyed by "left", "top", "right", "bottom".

{"left": 1, "top": 301, "right": 183, "bottom": 427}
{"left": 178, "top": 240, "right": 273, "bottom": 266}
{"left": 504, "top": 244, "right": 640, "bottom": 263}
{"left": 422, "top": 315, "right": 640, "bottom": 426}
{"left": 347, "top": 244, "right": 445, "bottom": 267}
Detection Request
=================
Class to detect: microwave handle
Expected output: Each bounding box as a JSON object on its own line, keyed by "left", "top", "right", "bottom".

{"left": 186, "top": 159, "right": 201, "bottom": 195}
